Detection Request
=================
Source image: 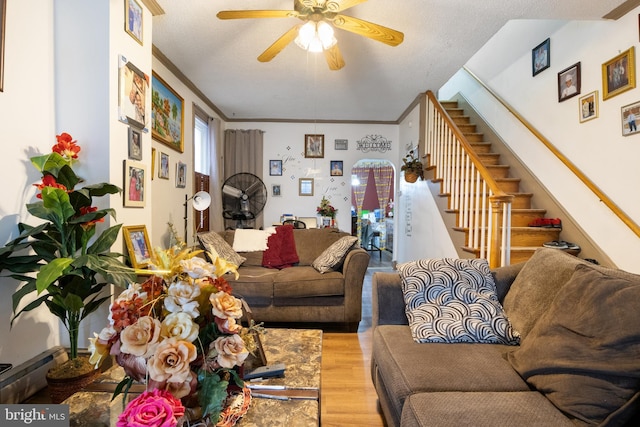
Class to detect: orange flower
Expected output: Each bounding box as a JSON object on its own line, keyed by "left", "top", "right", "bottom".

{"left": 78, "top": 206, "right": 104, "bottom": 230}
{"left": 52, "top": 132, "right": 81, "bottom": 159}
{"left": 33, "top": 175, "right": 67, "bottom": 199}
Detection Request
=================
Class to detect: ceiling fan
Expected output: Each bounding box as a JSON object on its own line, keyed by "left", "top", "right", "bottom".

{"left": 216, "top": 0, "right": 404, "bottom": 70}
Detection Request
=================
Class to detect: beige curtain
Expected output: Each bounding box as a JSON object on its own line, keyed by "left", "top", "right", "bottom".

{"left": 223, "top": 129, "right": 265, "bottom": 229}
{"left": 209, "top": 117, "right": 224, "bottom": 232}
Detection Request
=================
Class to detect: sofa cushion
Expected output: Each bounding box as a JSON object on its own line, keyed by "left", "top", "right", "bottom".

{"left": 197, "top": 231, "right": 246, "bottom": 267}
{"left": 273, "top": 266, "right": 344, "bottom": 298}
{"left": 401, "top": 392, "right": 574, "bottom": 427}
{"left": 312, "top": 235, "right": 358, "bottom": 273}
{"left": 262, "top": 225, "right": 299, "bottom": 269}
{"left": 397, "top": 258, "right": 519, "bottom": 345}
{"left": 294, "top": 228, "right": 352, "bottom": 265}
{"left": 372, "top": 325, "right": 529, "bottom": 425}
{"left": 508, "top": 263, "right": 640, "bottom": 426}
{"left": 222, "top": 266, "right": 277, "bottom": 307}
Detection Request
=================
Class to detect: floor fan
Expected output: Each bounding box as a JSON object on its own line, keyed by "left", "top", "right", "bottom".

{"left": 222, "top": 173, "right": 268, "bottom": 229}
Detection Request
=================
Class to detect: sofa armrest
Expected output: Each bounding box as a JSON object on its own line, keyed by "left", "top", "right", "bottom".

{"left": 341, "top": 248, "right": 370, "bottom": 325}
{"left": 372, "top": 271, "right": 408, "bottom": 328}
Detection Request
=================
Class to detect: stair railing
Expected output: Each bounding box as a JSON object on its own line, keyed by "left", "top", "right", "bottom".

{"left": 424, "top": 90, "right": 513, "bottom": 268}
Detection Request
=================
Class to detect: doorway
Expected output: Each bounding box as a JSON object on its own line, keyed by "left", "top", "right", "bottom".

{"left": 351, "top": 160, "right": 395, "bottom": 254}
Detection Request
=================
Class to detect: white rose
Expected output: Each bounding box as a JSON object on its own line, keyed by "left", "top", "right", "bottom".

{"left": 180, "top": 257, "right": 216, "bottom": 279}
{"left": 161, "top": 312, "right": 199, "bottom": 342}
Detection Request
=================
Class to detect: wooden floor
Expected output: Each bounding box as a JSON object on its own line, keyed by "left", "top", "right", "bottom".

{"left": 320, "top": 250, "right": 393, "bottom": 427}
{"left": 23, "top": 250, "right": 395, "bottom": 426}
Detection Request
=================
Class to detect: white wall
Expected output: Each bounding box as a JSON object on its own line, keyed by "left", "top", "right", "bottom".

{"left": 224, "top": 122, "right": 400, "bottom": 235}
{"left": 439, "top": 14, "right": 640, "bottom": 273}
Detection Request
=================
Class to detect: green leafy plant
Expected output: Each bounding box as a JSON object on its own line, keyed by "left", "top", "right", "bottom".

{"left": 401, "top": 149, "right": 424, "bottom": 181}
{"left": 0, "top": 132, "right": 136, "bottom": 362}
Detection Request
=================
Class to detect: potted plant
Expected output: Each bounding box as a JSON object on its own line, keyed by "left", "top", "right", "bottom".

{"left": 401, "top": 149, "right": 424, "bottom": 183}
{"left": 0, "top": 132, "right": 136, "bottom": 402}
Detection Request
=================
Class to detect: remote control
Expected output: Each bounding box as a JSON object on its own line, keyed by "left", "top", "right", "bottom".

{"left": 243, "top": 363, "right": 286, "bottom": 380}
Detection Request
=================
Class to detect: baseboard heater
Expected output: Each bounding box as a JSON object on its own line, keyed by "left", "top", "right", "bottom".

{"left": 0, "top": 346, "right": 68, "bottom": 404}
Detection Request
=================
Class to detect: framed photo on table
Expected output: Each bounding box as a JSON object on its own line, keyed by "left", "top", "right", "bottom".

{"left": 558, "top": 62, "right": 581, "bottom": 102}
{"left": 122, "top": 225, "right": 152, "bottom": 269}
{"left": 304, "top": 134, "right": 324, "bottom": 158}
{"left": 602, "top": 47, "right": 635, "bottom": 100}
{"left": 123, "top": 160, "right": 146, "bottom": 207}
{"left": 532, "top": 38, "right": 550, "bottom": 76}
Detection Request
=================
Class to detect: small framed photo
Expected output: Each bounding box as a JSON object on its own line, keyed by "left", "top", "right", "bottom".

{"left": 532, "top": 38, "right": 550, "bottom": 76}
{"left": 335, "top": 139, "right": 348, "bottom": 150}
{"left": 159, "top": 152, "right": 169, "bottom": 179}
{"left": 125, "top": 0, "right": 143, "bottom": 45}
{"left": 128, "top": 126, "right": 142, "bottom": 160}
{"left": 602, "top": 47, "right": 636, "bottom": 100}
{"left": 176, "top": 161, "right": 187, "bottom": 188}
{"left": 124, "top": 160, "right": 146, "bottom": 207}
{"left": 330, "top": 160, "right": 343, "bottom": 176}
{"left": 558, "top": 62, "right": 581, "bottom": 102}
{"left": 304, "top": 134, "right": 324, "bottom": 158}
{"left": 272, "top": 184, "right": 281, "bottom": 197}
{"left": 621, "top": 100, "right": 640, "bottom": 136}
{"left": 269, "top": 160, "right": 282, "bottom": 176}
{"left": 579, "top": 91, "right": 598, "bottom": 123}
{"left": 122, "top": 225, "right": 152, "bottom": 269}
{"left": 151, "top": 148, "right": 156, "bottom": 180}
{"left": 299, "top": 178, "right": 314, "bottom": 196}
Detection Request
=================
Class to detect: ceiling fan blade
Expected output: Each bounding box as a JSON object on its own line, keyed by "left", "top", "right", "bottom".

{"left": 217, "top": 10, "right": 299, "bottom": 20}
{"left": 332, "top": 14, "right": 404, "bottom": 46}
{"left": 324, "top": 0, "right": 368, "bottom": 13}
{"left": 324, "top": 44, "right": 345, "bottom": 70}
{"left": 258, "top": 24, "right": 302, "bottom": 62}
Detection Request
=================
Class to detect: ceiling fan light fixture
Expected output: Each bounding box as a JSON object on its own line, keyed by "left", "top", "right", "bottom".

{"left": 295, "top": 21, "right": 336, "bottom": 53}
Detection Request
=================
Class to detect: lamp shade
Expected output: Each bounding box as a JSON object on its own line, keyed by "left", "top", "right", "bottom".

{"left": 192, "top": 191, "right": 211, "bottom": 211}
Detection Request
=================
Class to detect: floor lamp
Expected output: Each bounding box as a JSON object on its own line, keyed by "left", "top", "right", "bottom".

{"left": 184, "top": 191, "right": 212, "bottom": 243}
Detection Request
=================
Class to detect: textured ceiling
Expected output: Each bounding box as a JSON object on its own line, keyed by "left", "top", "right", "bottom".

{"left": 151, "top": 0, "right": 631, "bottom": 122}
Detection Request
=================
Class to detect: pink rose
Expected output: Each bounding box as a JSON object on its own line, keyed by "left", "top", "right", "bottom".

{"left": 117, "top": 389, "right": 185, "bottom": 427}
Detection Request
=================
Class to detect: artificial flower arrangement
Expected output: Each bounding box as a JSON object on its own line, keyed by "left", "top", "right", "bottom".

{"left": 0, "top": 133, "right": 135, "bottom": 376}
{"left": 89, "top": 244, "right": 261, "bottom": 427}
{"left": 316, "top": 196, "right": 338, "bottom": 218}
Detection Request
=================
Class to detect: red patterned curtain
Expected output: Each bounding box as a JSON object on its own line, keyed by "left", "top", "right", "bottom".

{"left": 372, "top": 165, "right": 394, "bottom": 219}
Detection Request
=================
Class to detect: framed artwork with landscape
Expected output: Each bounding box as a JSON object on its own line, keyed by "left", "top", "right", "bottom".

{"left": 532, "top": 38, "right": 550, "bottom": 76}
{"left": 304, "top": 134, "right": 324, "bottom": 158}
{"left": 602, "top": 47, "right": 635, "bottom": 100}
{"left": 152, "top": 71, "right": 184, "bottom": 153}
{"left": 122, "top": 225, "right": 152, "bottom": 269}
{"left": 621, "top": 100, "right": 640, "bottom": 136}
{"left": 123, "top": 160, "right": 145, "bottom": 208}
{"left": 557, "top": 62, "right": 581, "bottom": 102}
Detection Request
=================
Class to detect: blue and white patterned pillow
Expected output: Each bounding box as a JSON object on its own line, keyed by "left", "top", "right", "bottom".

{"left": 397, "top": 258, "right": 520, "bottom": 345}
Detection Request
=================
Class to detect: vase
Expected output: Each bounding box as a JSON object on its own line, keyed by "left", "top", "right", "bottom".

{"left": 404, "top": 171, "right": 419, "bottom": 183}
{"left": 46, "top": 364, "right": 101, "bottom": 403}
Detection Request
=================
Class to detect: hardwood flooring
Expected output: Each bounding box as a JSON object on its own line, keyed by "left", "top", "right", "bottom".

{"left": 320, "top": 250, "right": 394, "bottom": 426}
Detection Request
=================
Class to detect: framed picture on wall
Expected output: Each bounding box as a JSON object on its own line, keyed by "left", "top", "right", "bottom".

{"left": 123, "top": 160, "right": 146, "bottom": 207}
{"left": 176, "top": 161, "right": 187, "bottom": 188}
{"left": 557, "top": 62, "right": 581, "bottom": 102}
{"left": 269, "top": 160, "right": 282, "bottom": 176}
{"left": 125, "top": 0, "right": 143, "bottom": 45}
{"left": 304, "top": 134, "right": 324, "bottom": 158}
{"left": 330, "top": 160, "right": 343, "bottom": 176}
{"left": 122, "top": 225, "right": 152, "bottom": 269}
{"left": 579, "top": 91, "right": 598, "bottom": 123}
{"left": 118, "top": 55, "right": 148, "bottom": 130}
{"left": 299, "top": 178, "right": 314, "bottom": 196}
{"left": 152, "top": 71, "right": 184, "bottom": 153}
{"left": 621, "top": 100, "right": 640, "bottom": 136}
{"left": 272, "top": 184, "right": 281, "bottom": 197}
{"left": 128, "top": 126, "right": 142, "bottom": 160}
{"left": 602, "top": 47, "right": 635, "bottom": 100}
{"left": 159, "top": 152, "right": 169, "bottom": 179}
{"left": 151, "top": 148, "right": 156, "bottom": 180}
{"left": 335, "top": 139, "right": 348, "bottom": 150}
{"left": 532, "top": 38, "right": 550, "bottom": 76}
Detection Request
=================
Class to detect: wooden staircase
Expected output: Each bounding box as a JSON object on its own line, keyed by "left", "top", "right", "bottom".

{"left": 439, "top": 100, "right": 564, "bottom": 264}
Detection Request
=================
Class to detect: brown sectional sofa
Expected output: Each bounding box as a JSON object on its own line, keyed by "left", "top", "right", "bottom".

{"left": 371, "top": 248, "right": 640, "bottom": 426}
{"left": 200, "top": 227, "right": 370, "bottom": 331}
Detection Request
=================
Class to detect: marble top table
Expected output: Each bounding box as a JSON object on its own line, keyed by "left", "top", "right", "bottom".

{"left": 65, "top": 328, "right": 323, "bottom": 427}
